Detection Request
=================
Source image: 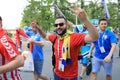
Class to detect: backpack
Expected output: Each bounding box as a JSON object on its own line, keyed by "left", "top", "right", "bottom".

{"left": 52, "top": 36, "right": 57, "bottom": 69}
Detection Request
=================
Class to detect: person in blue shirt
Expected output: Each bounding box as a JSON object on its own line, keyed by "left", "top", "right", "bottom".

{"left": 90, "top": 18, "right": 117, "bottom": 80}
{"left": 25, "top": 21, "right": 49, "bottom": 80}
{"left": 67, "top": 21, "right": 92, "bottom": 80}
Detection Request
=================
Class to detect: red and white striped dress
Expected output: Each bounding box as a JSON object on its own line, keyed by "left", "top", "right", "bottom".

{"left": 0, "top": 29, "right": 22, "bottom": 80}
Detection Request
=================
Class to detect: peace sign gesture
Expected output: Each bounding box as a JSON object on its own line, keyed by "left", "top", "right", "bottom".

{"left": 69, "top": 3, "right": 87, "bottom": 22}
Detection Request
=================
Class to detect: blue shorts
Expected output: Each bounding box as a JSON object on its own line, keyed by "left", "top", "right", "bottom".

{"left": 34, "top": 59, "right": 44, "bottom": 75}
{"left": 54, "top": 73, "right": 78, "bottom": 80}
{"left": 92, "top": 57, "right": 113, "bottom": 75}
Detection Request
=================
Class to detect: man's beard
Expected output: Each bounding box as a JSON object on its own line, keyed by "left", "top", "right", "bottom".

{"left": 56, "top": 28, "right": 67, "bottom": 36}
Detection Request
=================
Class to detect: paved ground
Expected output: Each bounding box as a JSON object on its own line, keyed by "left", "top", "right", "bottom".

{"left": 19, "top": 41, "right": 120, "bottom": 80}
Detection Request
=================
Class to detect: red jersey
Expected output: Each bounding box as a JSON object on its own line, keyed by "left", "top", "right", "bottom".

{"left": 0, "top": 29, "right": 22, "bottom": 80}
{"left": 49, "top": 33, "right": 85, "bottom": 78}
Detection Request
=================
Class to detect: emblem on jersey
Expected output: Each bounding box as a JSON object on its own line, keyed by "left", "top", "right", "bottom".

{"left": 104, "top": 35, "right": 107, "bottom": 40}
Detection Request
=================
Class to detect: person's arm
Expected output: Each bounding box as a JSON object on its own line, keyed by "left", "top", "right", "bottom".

{"left": 87, "top": 43, "right": 95, "bottom": 58}
{"left": 28, "top": 38, "right": 44, "bottom": 46}
{"left": 32, "top": 41, "right": 44, "bottom": 46}
{"left": 28, "top": 20, "right": 49, "bottom": 40}
{"left": 67, "top": 20, "right": 76, "bottom": 28}
{"left": 69, "top": 3, "right": 99, "bottom": 43}
{"left": 104, "top": 43, "right": 116, "bottom": 62}
{"left": 36, "top": 25, "right": 49, "bottom": 40}
{"left": 84, "top": 19, "right": 99, "bottom": 43}
{"left": 0, "top": 55, "right": 24, "bottom": 74}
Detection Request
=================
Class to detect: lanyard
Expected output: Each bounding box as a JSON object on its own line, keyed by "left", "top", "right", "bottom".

{"left": 58, "top": 39, "right": 60, "bottom": 57}
{"left": 58, "top": 39, "right": 62, "bottom": 59}
{"left": 98, "top": 32, "right": 106, "bottom": 47}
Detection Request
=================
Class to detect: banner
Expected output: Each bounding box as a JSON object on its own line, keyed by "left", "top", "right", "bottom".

{"left": 53, "top": 4, "right": 66, "bottom": 18}
{"left": 102, "top": 0, "right": 110, "bottom": 20}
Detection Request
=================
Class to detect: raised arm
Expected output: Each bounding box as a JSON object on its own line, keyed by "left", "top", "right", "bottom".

{"left": 31, "top": 21, "right": 49, "bottom": 40}
{"left": 37, "top": 26, "right": 49, "bottom": 40}
{"left": 69, "top": 3, "right": 99, "bottom": 43}
{"left": 67, "top": 20, "right": 76, "bottom": 28}
{"left": 28, "top": 38, "right": 45, "bottom": 46}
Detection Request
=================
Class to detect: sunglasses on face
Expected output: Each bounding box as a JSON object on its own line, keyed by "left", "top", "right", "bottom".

{"left": 54, "top": 22, "right": 66, "bottom": 27}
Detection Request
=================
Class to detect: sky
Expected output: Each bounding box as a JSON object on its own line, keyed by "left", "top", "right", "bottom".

{"left": 0, "top": 0, "right": 28, "bottom": 29}
{"left": 0, "top": 0, "right": 117, "bottom": 29}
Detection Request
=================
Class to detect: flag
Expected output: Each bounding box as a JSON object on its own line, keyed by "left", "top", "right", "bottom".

{"left": 15, "top": 29, "right": 30, "bottom": 51}
{"left": 53, "top": 4, "right": 66, "bottom": 18}
{"left": 102, "top": 0, "right": 110, "bottom": 20}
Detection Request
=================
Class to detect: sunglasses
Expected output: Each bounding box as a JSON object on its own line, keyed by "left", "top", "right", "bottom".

{"left": 54, "top": 22, "right": 66, "bottom": 27}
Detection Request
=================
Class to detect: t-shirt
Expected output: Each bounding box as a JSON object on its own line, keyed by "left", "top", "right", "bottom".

{"left": 0, "top": 28, "right": 21, "bottom": 80}
{"left": 74, "top": 25, "right": 90, "bottom": 55}
{"left": 93, "top": 29, "right": 117, "bottom": 59}
{"left": 48, "top": 33, "right": 85, "bottom": 78}
{"left": 25, "top": 29, "right": 44, "bottom": 60}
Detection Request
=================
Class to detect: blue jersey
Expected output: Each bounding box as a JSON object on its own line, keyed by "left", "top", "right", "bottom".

{"left": 24, "top": 27, "right": 44, "bottom": 60}
{"left": 93, "top": 29, "right": 117, "bottom": 59}
{"left": 74, "top": 25, "right": 88, "bottom": 34}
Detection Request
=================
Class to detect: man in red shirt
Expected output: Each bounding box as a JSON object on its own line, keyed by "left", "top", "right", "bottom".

{"left": 30, "top": 4, "right": 99, "bottom": 80}
{"left": 0, "top": 16, "right": 25, "bottom": 80}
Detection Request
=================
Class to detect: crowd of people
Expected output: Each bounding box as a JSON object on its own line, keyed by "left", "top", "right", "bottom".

{"left": 0, "top": 3, "right": 118, "bottom": 80}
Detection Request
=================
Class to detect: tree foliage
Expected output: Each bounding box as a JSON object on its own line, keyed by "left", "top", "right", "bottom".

{"left": 21, "top": 0, "right": 120, "bottom": 32}
{"left": 21, "top": 0, "right": 54, "bottom": 32}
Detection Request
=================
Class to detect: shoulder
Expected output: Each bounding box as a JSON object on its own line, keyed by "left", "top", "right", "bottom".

{"left": 72, "top": 32, "right": 85, "bottom": 36}
{"left": 70, "top": 33, "right": 86, "bottom": 46}
{"left": 48, "top": 34, "right": 57, "bottom": 43}
{"left": 71, "top": 33, "right": 86, "bottom": 39}
{"left": 106, "top": 30, "right": 115, "bottom": 35}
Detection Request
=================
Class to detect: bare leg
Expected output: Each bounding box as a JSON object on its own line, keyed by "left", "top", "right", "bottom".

{"left": 106, "top": 75, "right": 112, "bottom": 80}
{"left": 80, "top": 65, "right": 87, "bottom": 78}
{"left": 33, "top": 72, "right": 39, "bottom": 80}
{"left": 90, "top": 72, "right": 97, "bottom": 80}
{"left": 38, "top": 74, "right": 50, "bottom": 80}
{"left": 33, "top": 72, "right": 50, "bottom": 80}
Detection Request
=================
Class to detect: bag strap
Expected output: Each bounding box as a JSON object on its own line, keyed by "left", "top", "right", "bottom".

{"left": 52, "top": 35, "right": 57, "bottom": 53}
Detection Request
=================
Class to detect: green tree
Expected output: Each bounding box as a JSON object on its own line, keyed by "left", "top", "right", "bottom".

{"left": 80, "top": 0, "right": 118, "bottom": 28}
{"left": 21, "top": 0, "right": 53, "bottom": 32}
{"left": 21, "top": 0, "right": 119, "bottom": 32}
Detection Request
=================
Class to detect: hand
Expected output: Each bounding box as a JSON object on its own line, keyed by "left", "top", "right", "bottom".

{"left": 22, "top": 51, "right": 30, "bottom": 60}
{"left": 28, "top": 38, "right": 34, "bottom": 43}
{"left": 67, "top": 20, "right": 75, "bottom": 28}
{"left": 36, "top": 24, "right": 40, "bottom": 30}
{"left": 69, "top": 3, "right": 87, "bottom": 21}
{"left": 30, "top": 20, "right": 39, "bottom": 28}
{"left": 87, "top": 53, "right": 91, "bottom": 59}
{"left": 104, "top": 55, "right": 111, "bottom": 63}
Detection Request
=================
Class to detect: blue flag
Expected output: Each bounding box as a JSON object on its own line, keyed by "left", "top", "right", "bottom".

{"left": 53, "top": 4, "right": 66, "bottom": 18}
{"left": 102, "top": 0, "right": 110, "bottom": 20}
